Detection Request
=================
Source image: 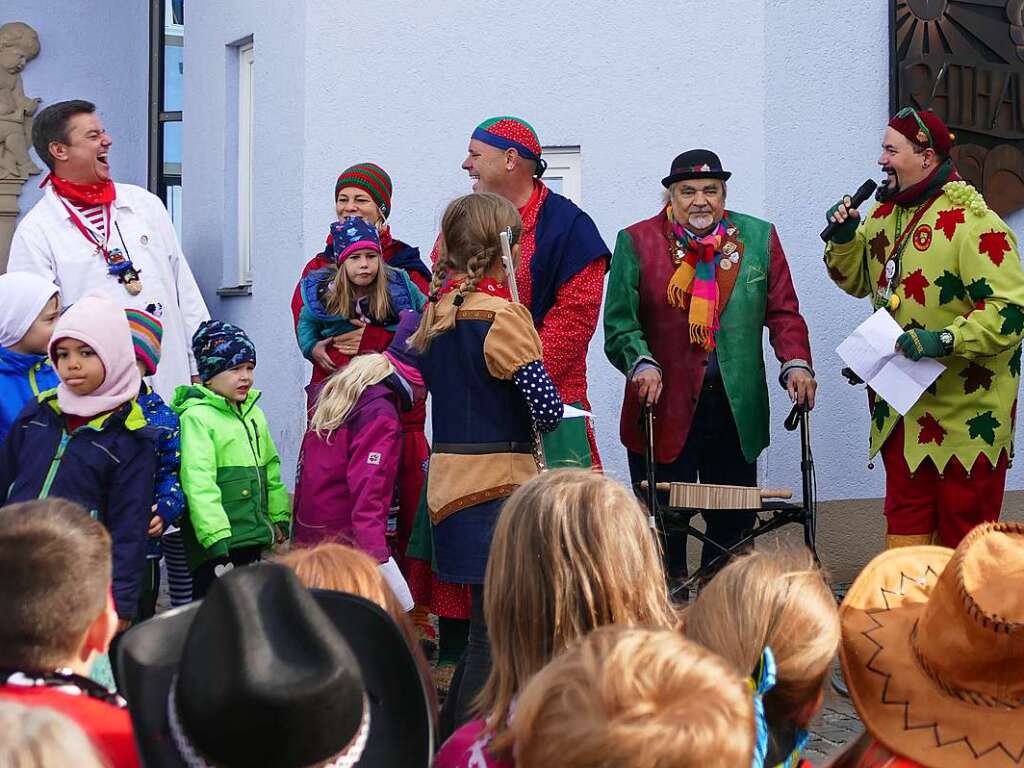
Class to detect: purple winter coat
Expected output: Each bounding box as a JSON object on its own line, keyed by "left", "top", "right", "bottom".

{"left": 292, "top": 382, "right": 403, "bottom": 561}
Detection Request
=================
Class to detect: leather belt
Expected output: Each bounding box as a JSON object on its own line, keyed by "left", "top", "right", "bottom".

{"left": 432, "top": 441, "right": 534, "bottom": 455}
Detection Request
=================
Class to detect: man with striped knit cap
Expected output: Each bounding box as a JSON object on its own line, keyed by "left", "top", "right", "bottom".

{"left": 125, "top": 307, "right": 189, "bottom": 614}
{"left": 454, "top": 115, "right": 610, "bottom": 468}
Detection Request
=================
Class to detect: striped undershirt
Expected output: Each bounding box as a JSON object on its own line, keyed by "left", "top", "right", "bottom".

{"left": 70, "top": 201, "right": 107, "bottom": 239}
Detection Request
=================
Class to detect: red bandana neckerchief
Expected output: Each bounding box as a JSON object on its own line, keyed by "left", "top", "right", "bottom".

{"left": 45, "top": 173, "right": 116, "bottom": 253}
{"left": 440, "top": 275, "right": 512, "bottom": 301}
{"left": 44, "top": 173, "right": 116, "bottom": 206}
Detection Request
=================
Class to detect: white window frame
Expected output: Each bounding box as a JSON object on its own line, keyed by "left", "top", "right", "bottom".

{"left": 237, "top": 42, "right": 255, "bottom": 286}
{"left": 164, "top": 2, "right": 184, "bottom": 40}
{"left": 541, "top": 145, "right": 582, "bottom": 204}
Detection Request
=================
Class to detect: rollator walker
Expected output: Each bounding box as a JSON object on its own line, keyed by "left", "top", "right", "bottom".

{"left": 639, "top": 402, "right": 818, "bottom": 599}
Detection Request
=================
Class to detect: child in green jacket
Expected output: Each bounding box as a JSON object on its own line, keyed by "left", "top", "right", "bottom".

{"left": 173, "top": 320, "right": 291, "bottom": 598}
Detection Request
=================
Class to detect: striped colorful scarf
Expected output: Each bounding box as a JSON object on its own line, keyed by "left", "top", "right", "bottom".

{"left": 666, "top": 217, "right": 724, "bottom": 350}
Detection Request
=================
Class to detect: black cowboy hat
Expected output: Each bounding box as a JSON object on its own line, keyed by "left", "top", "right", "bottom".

{"left": 118, "top": 564, "right": 433, "bottom": 768}
{"left": 661, "top": 149, "right": 732, "bottom": 188}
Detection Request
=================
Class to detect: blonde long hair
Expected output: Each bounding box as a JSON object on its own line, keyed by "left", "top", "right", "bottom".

{"left": 511, "top": 626, "right": 755, "bottom": 768}
{"left": 309, "top": 353, "right": 394, "bottom": 438}
{"left": 323, "top": 261, "right": 396, "bottom": 323}
{"left": 480, "top": 469, "right": 679, "bottom": 754}
{"left": 684, "top": 548, "right": 840, "bottom": 729}
{"left": 408, "top": 193, "right": 521, "bottom": 352}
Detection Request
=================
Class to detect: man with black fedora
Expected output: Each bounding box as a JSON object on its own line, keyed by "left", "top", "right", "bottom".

{"left": 604, "top": 149, "right": 815, "bottom": 576}
{"left": 117, "top": 563, "right": 433, "bottom": 767}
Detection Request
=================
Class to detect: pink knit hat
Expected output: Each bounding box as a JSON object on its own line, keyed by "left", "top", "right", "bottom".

{"left": 49, "top": 293, "right": 141, "bottom": 417}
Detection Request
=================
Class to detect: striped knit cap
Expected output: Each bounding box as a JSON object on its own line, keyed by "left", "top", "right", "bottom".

{"left": 125, "top": 308, "right": 163, "bottom": 376}
{"left": 334, "top": 163, "right": 393, "bottom": 218}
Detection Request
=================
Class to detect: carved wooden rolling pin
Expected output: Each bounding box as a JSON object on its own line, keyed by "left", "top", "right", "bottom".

{"left": 639, "top": 481, "right": 793, "bottom": 510}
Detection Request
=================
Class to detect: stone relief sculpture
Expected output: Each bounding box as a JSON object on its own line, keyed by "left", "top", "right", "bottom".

{"left": 0, "top": 21, "right": 40, "bottom": 272}
{"left": 0, "top": 21, "right": 41, "bottom": 180}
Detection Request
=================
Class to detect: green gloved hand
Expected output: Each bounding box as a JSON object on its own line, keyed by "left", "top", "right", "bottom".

{"left": 826, "top": 201, "right": 859, "bottom": 244}
{"left": 896, "top": 329, "right": 950, "bottom": 361}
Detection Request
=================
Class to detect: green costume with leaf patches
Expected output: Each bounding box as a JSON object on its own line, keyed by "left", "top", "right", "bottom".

{"left": 825, "top": 179, "right": 1024, "bottom": 471}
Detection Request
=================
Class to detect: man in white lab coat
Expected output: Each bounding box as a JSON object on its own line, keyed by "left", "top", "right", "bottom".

{"left": 9, "top": 99, "right": 208, "bottom": 399}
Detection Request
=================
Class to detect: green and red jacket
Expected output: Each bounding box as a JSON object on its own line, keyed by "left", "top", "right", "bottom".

{"left": 825, "top": 179, "right": 1024, "bottom": 471}
{"left": 171, "top": 385, "right": 291, "bottom": 570}
{"left": 604, "top": 207, "right": 812, "bottom": 464}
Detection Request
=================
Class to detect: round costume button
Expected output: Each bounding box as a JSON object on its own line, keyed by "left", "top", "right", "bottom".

{"left": 140, "top": 234, "right": 149, "bottom": 245}
{"left": 719, "top": 259, "right": 732, "bottom": 271}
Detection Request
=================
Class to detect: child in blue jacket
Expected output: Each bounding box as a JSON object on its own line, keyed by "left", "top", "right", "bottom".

{"left": 0, "top": 294, "right": 155, "bottom": 625}
{"left": 0, "top": 273, "right": 60, "bottom": 445}
{"left": 126, "top": 308, "right": 189, "bottom": 617}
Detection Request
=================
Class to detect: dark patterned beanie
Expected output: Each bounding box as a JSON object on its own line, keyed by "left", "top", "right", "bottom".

{"left": 192, "top": 320, "right": 257, "bottom": 382}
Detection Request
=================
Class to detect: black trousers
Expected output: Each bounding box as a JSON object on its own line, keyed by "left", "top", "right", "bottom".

{"left": 136, "top": 558, "right": 162, "bottom": 621}
{"left": 191, "top": 546, "right": 263, "bottom": 599}
{"left": 628, "top": 382, "right": 757, "bottom": 575}
{"left": 438, "top": 584, "right": 490, "bottom": 741}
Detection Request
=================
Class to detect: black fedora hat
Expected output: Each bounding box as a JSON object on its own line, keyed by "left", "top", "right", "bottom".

{"left": 661, "top": 149, "right": 732, "bottom": 188}
{"left": 118, "top": 564, "right": 433, "bottom": 768}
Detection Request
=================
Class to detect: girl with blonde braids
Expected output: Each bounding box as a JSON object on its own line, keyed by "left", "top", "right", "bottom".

{"left": 291, "top": 311, "right": 426, "bottom": 612}
{"left": 410, "top": 192, "right": 564, "bottom": 732}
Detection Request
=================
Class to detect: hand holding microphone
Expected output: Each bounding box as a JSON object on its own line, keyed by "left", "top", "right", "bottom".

{"left": 820, "top": 179, "right": 878, "bottom": 243}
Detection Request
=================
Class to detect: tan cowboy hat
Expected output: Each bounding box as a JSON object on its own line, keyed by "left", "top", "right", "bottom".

{"left": 839, "top": 521, "right": 1024, "bottom": 768}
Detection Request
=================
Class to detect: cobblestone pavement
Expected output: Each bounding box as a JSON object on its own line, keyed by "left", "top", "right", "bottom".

{"left": 805, "top": 685, "right": 863, "bottom": 764}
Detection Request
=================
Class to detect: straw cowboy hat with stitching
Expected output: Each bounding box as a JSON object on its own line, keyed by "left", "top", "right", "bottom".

{"left": 839, "top": 521, "right": 1024, "bottom": 768}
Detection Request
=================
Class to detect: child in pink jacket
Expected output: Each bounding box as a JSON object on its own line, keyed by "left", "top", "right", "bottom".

{"left": 292, "top": 311, "right": 421, "bottom": 609}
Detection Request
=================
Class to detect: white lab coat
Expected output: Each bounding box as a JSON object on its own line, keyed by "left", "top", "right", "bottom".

{"left": 9, "top": 183, "right": 210, "bottom": 401}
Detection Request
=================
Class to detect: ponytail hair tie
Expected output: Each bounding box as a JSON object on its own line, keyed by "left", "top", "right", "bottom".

{"left": 748, "top": 647, "right": 777, "bottom": 768}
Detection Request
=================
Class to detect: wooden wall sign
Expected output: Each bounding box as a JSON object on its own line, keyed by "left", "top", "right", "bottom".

{"left": 891, "top": 0, "right": 1024, "bottom": 215}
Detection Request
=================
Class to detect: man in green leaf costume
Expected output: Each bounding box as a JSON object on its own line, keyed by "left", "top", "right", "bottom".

{"left": 825, "top": 108, "right": 1024, "bottom": 548}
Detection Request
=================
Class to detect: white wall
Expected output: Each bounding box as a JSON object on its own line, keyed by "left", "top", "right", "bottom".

{"left": 184, "top": 0, "right": 1024, "bottom": 500}
{"left": 185, "top": 0, "right": 310, "bottom": 479}
{"left": 7, "top": 2, "right": 149, "bottom": 220}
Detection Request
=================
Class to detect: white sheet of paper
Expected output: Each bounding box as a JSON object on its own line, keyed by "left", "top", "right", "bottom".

{"left": 562, "top": 404, "right": 593, "bottom": 419}
{"left": 836, "top": 308, "right": 945, "bottom": 416}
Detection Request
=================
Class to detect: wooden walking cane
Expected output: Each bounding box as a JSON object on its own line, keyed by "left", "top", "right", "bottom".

{"left": 500, "top": 227, "right": 549, "bottom": 471}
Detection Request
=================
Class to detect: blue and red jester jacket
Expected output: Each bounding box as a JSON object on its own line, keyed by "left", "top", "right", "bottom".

{"left": 137, "top": 383, "right": 184, "bottom": 558}
{"left": 0, "top": 390, "right": 158, "bottom": 620}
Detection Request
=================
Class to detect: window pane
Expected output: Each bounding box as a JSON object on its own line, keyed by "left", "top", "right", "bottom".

{"left": 162, "top": 121, "right": 182, "bottom": 237}
{"left": 544, "top": 176, "right": 564, "bottom": 195}
{"left": 163, "top": 0, "right": 184, "bottom": 111}
{"left": 165, "top": 183, "right": 183, "bottom": 241}
{"left": 162, "top": 121, "right": 181, "bottom": 176}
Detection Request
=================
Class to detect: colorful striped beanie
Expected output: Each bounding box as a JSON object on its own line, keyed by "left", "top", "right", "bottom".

{"left": 334, "top": 163, "right": 393, "bottom": 218}
{"left": 471, "top": 116, "right": 547, "bottom": 176}
{"left": 125, "top": 308, "right": 163, "bottom": 376}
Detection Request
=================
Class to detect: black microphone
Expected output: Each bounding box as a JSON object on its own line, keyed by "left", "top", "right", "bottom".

{"left": 819, "top": 179, "right": 878, "bottom": 242}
